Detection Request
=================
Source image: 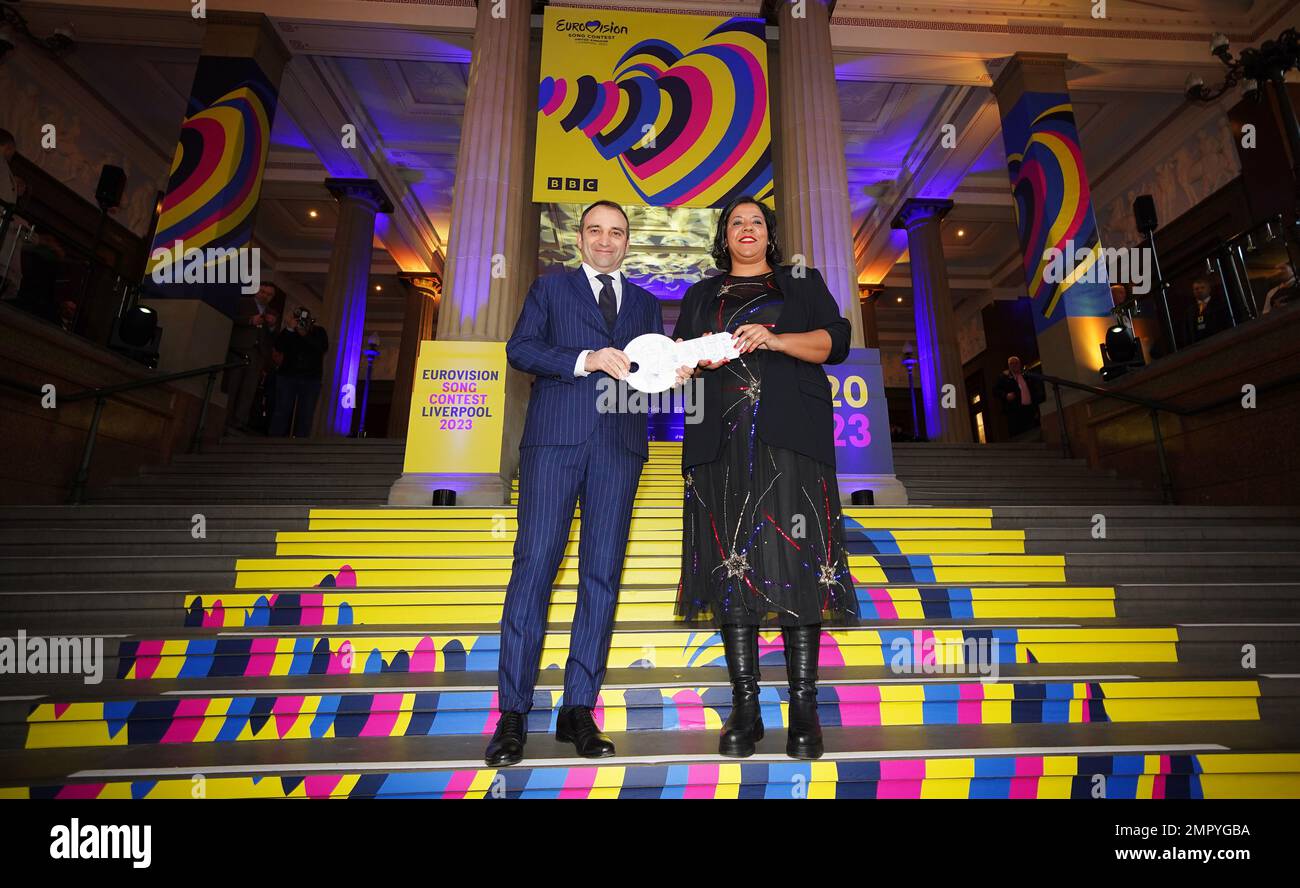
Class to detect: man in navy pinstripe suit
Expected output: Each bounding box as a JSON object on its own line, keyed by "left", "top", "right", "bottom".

{"left": 486, "top": 201, "right": 693, "bottom": 766}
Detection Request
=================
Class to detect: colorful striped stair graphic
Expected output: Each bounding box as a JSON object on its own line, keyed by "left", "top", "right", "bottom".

{"left": 6, "top": 752, "right": 1299, "bottom": 800}
{"left": 110, "top": 625, "right": 1181, "bottom": 680}
{"left": 23, "top": 680, "right": 1264, "bottom": 750}
{"left": 181, "top": 584, "right": 1118, "bottom": 628}
{"left": 3, "top": 439, "right": 1299, "bottom": 799}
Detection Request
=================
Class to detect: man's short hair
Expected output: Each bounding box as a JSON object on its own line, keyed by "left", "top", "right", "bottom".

{"left": 578, "top": 200, "right": 629, "bottom": 232}
{"left": 1007, "top": 355, "right": 1021, "bottom": 364}
{"left": 0, "top": 129, "right": 15, "bottom": 149}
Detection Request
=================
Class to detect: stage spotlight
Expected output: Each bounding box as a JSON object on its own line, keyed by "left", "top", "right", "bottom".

{"left": 1099, "top": 322, "right": 1144, "bottom": 381}
{"left": 118, "top": 305, "right": 157, "bottom": 347}
{"left": 1105, "top": 325, "right": 1138, "bottom": 363}
{"left": 108, "top": 303, "right": 162, "bottom": 368}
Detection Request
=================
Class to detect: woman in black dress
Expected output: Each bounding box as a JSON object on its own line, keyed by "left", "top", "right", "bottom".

{"left": 673, "top": 195, "right": 858, "bottom": 760}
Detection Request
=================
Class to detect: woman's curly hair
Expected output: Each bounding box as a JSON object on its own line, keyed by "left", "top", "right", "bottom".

{"left": 710, "top": 195, "right": 783, "bottom": 272}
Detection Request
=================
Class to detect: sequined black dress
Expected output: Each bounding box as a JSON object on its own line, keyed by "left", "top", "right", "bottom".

{"left": 676, "top": 272, "right": 859, "bottom": 628}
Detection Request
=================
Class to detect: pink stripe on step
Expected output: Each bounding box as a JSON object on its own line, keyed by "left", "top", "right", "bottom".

{"left": 866, "top": 587, "right": 898, "bottom": 620}
{"left": 411, "top": 636, "right": 438, "bottom": 673}
{"left": 272, "top": 695, "right": 305, "bottom": 738}
{"left": 132, "top": 640, "right": 164, "bottom": 680}
{"left": 358, "top": 693, "right": 404, "bottom": 738}
{"left": 672, "top": 689, "right": 707, "bottom": 731}
{"left": 246, "top": 636, "right": 278, "bottom": 677}
{"left": 160, "top": 698, "right": 210, "bottom": 744}
{"left": 683, "top": 764, "right": 719, "bottom": 799}
{"left": 559, "top": 767, "right": 598, "bottom": 799}
{"left": 303, "top": 774, "right": 342, "bottom": 799}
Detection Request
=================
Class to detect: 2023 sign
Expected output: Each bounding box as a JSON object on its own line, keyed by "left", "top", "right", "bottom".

{"left": 829, "top": 374, "right": 871, "bottom": 448}
{"left": 821, "top": 350, "right": 896, "bottom": 478}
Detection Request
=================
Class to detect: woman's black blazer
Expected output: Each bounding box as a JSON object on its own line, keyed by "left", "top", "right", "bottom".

{"left": 670, "top": 264, "right": 851, "bottom": 471}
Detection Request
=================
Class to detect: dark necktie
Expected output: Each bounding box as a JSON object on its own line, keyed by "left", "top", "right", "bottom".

{"left": 596, "top": 273, "right": 618, "bottom": 330}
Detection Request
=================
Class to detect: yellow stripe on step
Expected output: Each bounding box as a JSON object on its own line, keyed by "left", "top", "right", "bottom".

{"left": 273, "top": 538, "right": 1028, "bottom": 557}
{"left": 307, "top": 506, "right": 995, "bottom": 520}
{"left": 233, "top": 555, "right": 1066, "bottom": 588}
{"left": 278, "top": 529, "right": 1026, "bottom": 542}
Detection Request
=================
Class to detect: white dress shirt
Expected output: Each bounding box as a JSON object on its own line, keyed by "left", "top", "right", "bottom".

{"left": 573, "top": 262, "right": 624, "bottom": 377}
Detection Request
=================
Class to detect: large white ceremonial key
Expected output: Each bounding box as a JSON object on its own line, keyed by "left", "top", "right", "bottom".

{"left": 623, "top": 332, "right": 741, "bottom": 393}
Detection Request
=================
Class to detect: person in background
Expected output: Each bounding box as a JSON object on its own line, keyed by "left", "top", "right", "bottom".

{"left": 225, "top": 282, "right": 279, "bottom": 433}
{"left": 993, "top": 355, "right": 1045, "bottom": 440}
{"left": 1262, "top": 261, "right": 1299, "bottom": 315}
{"left": 58, "top": 299, "right": 78, "bottom": 332}
{"left": 0, "top": 129, "right": 24, "bottom": 302}
{"left": 269, "top": 306, "right": 328, "bottom": 437}
{"left": 1180, "top": 276, "right": 1232, "bottom": 344}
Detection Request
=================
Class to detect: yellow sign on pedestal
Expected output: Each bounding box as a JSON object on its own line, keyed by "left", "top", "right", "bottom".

{"left": 402, "top": 340, "right": 507, "bottom": 474}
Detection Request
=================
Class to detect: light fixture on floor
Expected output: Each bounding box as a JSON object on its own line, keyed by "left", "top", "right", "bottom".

{"left": 108, "top": 290, "right": 162, "bottom": 368}
{"left": 1099, "top": 320, "right": 1144, "bottom": 382}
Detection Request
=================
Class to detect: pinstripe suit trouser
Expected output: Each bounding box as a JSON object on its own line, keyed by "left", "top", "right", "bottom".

{"left": 497, "top": 412, "right": 644, "bottom": 713}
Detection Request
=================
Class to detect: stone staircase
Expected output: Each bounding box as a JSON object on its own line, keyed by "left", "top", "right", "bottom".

{"left": 85, "top": 438, "right": 408, "bottom": 505}
{"left": 892, "top": 442, "right": 1164, "bottom": 505}
{"left": 1, "top": 439, "right": 1299, "bottom": 798}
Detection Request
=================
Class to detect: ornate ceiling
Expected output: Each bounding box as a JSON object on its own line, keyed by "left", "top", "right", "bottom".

{"left": 9, "top": 0, "right": 1298, "bottom": 363}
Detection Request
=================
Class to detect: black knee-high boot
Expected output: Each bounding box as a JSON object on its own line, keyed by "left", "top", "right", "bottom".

{"left": 782, "top": 624, "right": 823, "bottom": 759}
{"left": 719, "top": 624, "right": 765, "bottom": 757}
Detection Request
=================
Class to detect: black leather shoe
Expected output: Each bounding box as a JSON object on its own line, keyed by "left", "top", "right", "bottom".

{"left": 555, "top": 705, "right": 616, "bottom": 758}
{"left": 485, "top": 711, "right": 527, "bottom": 766}
{"left": 719, "top": 624, "right": 765, "bottom": 757}
{"left": 783, "top": 624, "right": 824, "bottom": 760}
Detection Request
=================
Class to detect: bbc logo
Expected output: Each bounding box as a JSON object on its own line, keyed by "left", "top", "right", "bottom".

{"left": 547, "top": 176, "right": 598, "bottom": 192}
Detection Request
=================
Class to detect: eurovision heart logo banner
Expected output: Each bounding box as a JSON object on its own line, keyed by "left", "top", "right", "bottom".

{"left": 534, "top": 7, "right": 772, "bottom": 209}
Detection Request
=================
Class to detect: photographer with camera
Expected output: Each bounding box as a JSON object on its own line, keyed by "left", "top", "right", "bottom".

{"left": 269, "top": 305, "right": 329, "bottom": 437}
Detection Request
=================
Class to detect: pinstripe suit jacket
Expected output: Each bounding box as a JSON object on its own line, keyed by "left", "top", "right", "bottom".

{"left": 506, "top": 266, "right": 664, "bottom": 460}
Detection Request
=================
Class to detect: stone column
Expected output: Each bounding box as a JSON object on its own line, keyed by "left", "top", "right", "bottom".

{"left": 892, "top": 198, "right": 972, "bottom": 443}
{"left": 390, "top": 0, "right": 534, "bottom": 504}
{"left": 316, "top": 178, "right": 393, "bottom": 437}
{"left": 434, "top": 0, "right": 531, "bottom": 341}
{"left": 387, "top": 271, "right": 442, "bottom": 439}
{"left": 773, "top": 0, "right": 864, "bottom": 347}
{"left": 859, "top": 285, "right": 882, "bottom": 349}
{"left": 140, "top": 12, "right": 290, "bottom": 400}
{"left": 991, "top": 53, "right": 1115, "bottom": 409}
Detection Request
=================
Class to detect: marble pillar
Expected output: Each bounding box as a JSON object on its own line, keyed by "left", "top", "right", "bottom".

{"left": 773, "top": 0, "right": 864, "bottom": 348}
{"left": 388, "top": 271, "right": 442, "bottom": 440}
{"left": 892, "top": 198, "right": 972, "bottom": 443}
{"left": 859, "top": 286, "right": 882, "bottom": 349}
{"left": 317, "top": 178, "right": 393, "bottom": 437}
{"left": 991, "top": 53, "right": 1115, "bottom": 409}
{"left": 390, "top": 0, "right": 533, "bottom": 504}
{"left": 140, "top": 11, "right": 290, "bottom": 400}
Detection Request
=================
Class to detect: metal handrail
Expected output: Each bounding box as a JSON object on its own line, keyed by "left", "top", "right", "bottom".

{"left": 1024, "top": 368, "right": 1300, "bottom": 504}
{"left": 60, "top": 358, "right": 246, "bottom": 402}
{"left": 1, "top": 356, "right": 249, "bottom": 504}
